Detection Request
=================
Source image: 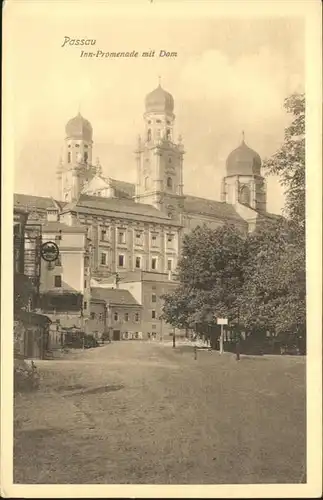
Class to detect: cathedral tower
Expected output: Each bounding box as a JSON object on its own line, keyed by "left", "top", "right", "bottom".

{"left": 57, "top": 112, "right": 94, "bottom": 202}
{"left": 134, "top": 81, "right": 185, "bottom": 221}
{"left": 221, "top": 133, "right": 267, "bottom": 212}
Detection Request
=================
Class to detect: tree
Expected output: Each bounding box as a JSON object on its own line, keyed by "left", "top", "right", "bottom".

{"left": 162, "top": 224, "right": 246, "bottom": 332}
{"left": 240, "top": 218, "right": 305, "bottom": 339}
{"left": 263, "top": 93, "right": 305, "bottom": 233}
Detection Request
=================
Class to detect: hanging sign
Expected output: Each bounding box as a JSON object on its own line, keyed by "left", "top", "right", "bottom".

{"left": 40, "top": 241, "right": 59, "bottom": 262}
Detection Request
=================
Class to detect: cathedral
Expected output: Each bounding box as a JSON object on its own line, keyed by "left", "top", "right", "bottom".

{"left": 14, "top": 82, "right": 278, "bottom": 341}
{"left": 53, "top": 82, "right": 272, "bottom": 275}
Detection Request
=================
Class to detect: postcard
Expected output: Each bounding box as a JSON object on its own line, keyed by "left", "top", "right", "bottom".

{"left": 1, "top": 0, "right": 322, "bottom": 498}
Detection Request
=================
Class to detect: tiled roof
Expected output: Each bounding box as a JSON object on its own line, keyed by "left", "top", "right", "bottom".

{"left": 110, "top": 178, "right": 135, "bottom": 199}
{"left": 91, "top": 287, "right": 141, "bottom": 306}
{"left": 184, "top": 195, "right": 245, "bottom": 222}
{"left": 14, "top": 193, "right": 56, "bottom": 211}
{"left": 42, "top": 221, "right": 86, "bottom": 233}
{"left": 14, "top": 194, "right": 66, "bottom": 212}
{"left": 63, "top": 194, "right": 180, "bottom": 225}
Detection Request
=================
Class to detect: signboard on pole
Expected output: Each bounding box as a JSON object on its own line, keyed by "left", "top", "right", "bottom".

{"left": 217, "top": 318, "right": 228, "bottom": 325}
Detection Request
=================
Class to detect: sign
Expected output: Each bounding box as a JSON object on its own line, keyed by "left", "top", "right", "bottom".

{"left": 217, "top": 318, "right": 228, "bottom": 325}
{"left": 40, "top": 241, "right": 59, "bottom": 262}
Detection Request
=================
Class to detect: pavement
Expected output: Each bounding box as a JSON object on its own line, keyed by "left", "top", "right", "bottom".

{"left": 14, "top": 341, "right": 306, "bottom": 484}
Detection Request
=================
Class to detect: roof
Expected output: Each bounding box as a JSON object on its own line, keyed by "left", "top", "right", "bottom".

{"left": 65, "top": 112, "right": 93, "bottom": 141}
{"left": 109, "top": 178, "right": 135, "bottom": 199}
{"left": 42, "top": 221, "right": 86, "bottom": 233}
{"left": 184, "top": 195, "right": 246, "bottom": 223}
{"left": 15, "top": 310, "right": 52, "bottom": 325}
{"left": 145, "top": 84, "right": 174, "bottom": 113}
{"left": 91, "top": 287, "right": 141, "bottom": 306}
{"left": 14, "top": 193, "right": 67, "bottom": 212}
{"left": 226, "top": 139, "right": 262, "bottom": 177}
{"left": 62, "top": 194, "right": 181, "bottom": 226}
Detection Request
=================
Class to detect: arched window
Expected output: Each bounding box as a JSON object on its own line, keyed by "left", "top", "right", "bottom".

{"left": 147, "top": 129, "right": 152, "bottom": 141}
{"left": 240, "top": 185, "right": 250, "bottom": 205}
{"left": 84, "top": 151, "right": 88, "bottom": 163}
{"left": 167, "top": 177, "right": 173, "bottom": 189}
{"left": 166, "top": 128, "right": 171, "bottom": 140}
{"left": 67, "top": 152, "right": 71, "bottom": 163}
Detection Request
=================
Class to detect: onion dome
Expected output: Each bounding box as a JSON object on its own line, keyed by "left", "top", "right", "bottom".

{"left": 145, "top": 83, "right": 174, "bottom": 113}
{"left": 65, "top": 112, "right": 93, "bottom": 141}
{"left": 226, "top": 133, "right": 261, "bottom": 176}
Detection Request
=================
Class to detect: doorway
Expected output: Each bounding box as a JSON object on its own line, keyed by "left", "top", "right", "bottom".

{"left": 113, "top": 330, "right": 121, "bottom": 341}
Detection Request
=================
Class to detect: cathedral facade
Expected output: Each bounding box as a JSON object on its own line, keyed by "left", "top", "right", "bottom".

{"left": 54, "top": 83, "right": 271, "bottom": 278}
{"left": 14, "top": 83, "right": 278, "bottom": 340}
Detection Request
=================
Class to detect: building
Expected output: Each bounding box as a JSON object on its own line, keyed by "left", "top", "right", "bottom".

{"left": 90, "top": 287, "right": 143, "bottom": 341}
{"left": 38, "top": 207, "right": 91, "bottom": 333}
{"left": 14, "top": 83, "right": 279, "bottom": 339}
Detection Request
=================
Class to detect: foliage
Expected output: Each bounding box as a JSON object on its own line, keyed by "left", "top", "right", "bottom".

{"left": 263, "top": 93, "right": 305, "bottom": 233}
{"left": 162, "top": 224, "right": 246, "bottom": 329}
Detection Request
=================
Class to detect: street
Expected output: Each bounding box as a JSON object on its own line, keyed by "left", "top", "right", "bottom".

{"left": 14, "top": 341, "right": 306, "bottom": 484}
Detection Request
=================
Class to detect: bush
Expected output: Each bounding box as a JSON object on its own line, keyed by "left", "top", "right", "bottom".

{"left": 14, "top": 358, "right": 40, "bottom": 392}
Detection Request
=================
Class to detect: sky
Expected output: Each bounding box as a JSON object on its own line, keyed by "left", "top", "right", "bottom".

{"left": 6, "top": 3, "right": 304, "bottom": 215}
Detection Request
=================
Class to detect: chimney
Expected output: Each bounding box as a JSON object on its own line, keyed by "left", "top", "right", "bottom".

{"left": 46, "top": 207, "right": 59, "bottom": 222}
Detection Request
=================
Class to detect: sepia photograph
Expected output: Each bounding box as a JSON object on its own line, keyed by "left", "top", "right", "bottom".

{"left": 2, "top": 0, "right": 322, "bottom": 498}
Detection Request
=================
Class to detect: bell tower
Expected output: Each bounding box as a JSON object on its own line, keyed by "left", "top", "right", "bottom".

{"left": 221, "top": 133, "right": 267, "bottom": 213}
{"left": 58, "top": 112, "right": 94, "bottom": 202}
{"left": 134, "top": 80, "right": 185, "bottom": 221}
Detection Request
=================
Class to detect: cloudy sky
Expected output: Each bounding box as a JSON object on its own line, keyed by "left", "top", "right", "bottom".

{"left": 6, "top": 1, "right": 304, "bottom": 214}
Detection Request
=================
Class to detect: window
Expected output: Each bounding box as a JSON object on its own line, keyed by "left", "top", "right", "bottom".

{"left": 75, "top": 144, "right": 80, "bottom": 148}
{"left": 84, "top": 279, "right": 87, "bottom": 289}
{"left": 167, "top": 177, "right": 173, "bottom": 188}
{"left": 167, "top": 234, "right": 174, "bottom": 244}
{"left": 167, "top": 259, "right": 172, "bottom": 271}
{"left": 135, "top": 312, "right": 140, "bottom": 322}
{"left": 118, "top": 231, "right": 125, "bottom": 244}
{"left": 55, "top": 233, "right": 61, "bottom": 242}
{"left": 101, "top": 252, "right": 107, "bottom": 265}
{"left": 55, "top": 255, "right": 62, "bottom": 266}
{"left": 135, "top": 256, "right": 141, "bottom": 269}
{"left": 90, "top": 312, "right": 95, "bottom": 320}
{"left": 151, "top": 234, "right": 158, "bottom": 246}
{"left": 151, "top": 257, "right": 157, "bottom": 270}
{"left": 101, "top": 229, "right": 107, "bottom": 241}
{"left": 54, "top": 275, "right": 62, "bottom": 288}
{"left": 152, "top": 293, "right": 156, "bottom": 303}
{"left": 135, "top": 232, "right": 142, "bottom": 244}
{"left": 156, "top": 119, "right": 161, "bottom": 123}
{"left": 67, "top": 152, "right": 71, "bottom": 163}
{"left": 84, "top": 144, "right": 88, "bottom": 149}
{"left": 168, "top": 157, "right": 172, "bottom": 163}
{"left": 152, "top": 324, "right": 156, "bottom": 330}
{"left": 114, "top": 312, "right": 119, "bottom": 321}
{"left": 83, "top": 301, "right": 87, "bottom": 310}
{"left": 99, "top": 313, "right": 103, "bottom": 321}
{"left": 152, "top": 310, "right": 156, "bottom": 319}
{"left": 118, "top": 254, "right": 124, "bottom": 267}
{"left": 84, "top": 151, "right": 88, "bottom": 163}
{"left": 144, "top": 177, "right": 149, "bottom": 190}
{"left": 124, "top": 312, "right": 129, "bottom": 322}
{"left": 166, "top": 128, "right": 171, "bottom": 140}
{"left": 147, "top": 129, "right": 151, "bottom": 141}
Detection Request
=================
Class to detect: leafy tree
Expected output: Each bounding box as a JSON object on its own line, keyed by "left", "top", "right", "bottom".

{"left": 162, "top": 224, "right": 246, "bottom": 331}
{"left": 263, "top": 93, "right": 305, "bottom": 233}
{"left": 240, "top": 218, "right": 305, "bottom": 339}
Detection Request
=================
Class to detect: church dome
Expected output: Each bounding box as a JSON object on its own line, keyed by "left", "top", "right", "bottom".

{"left": 145, "top": 84, "right": 174, "bottom": 113}
{"left": 226, "top": 136, "right": 261, "bottom": 176}
{"left": 65, "top": 112, "right": 93, "bottom": 141}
